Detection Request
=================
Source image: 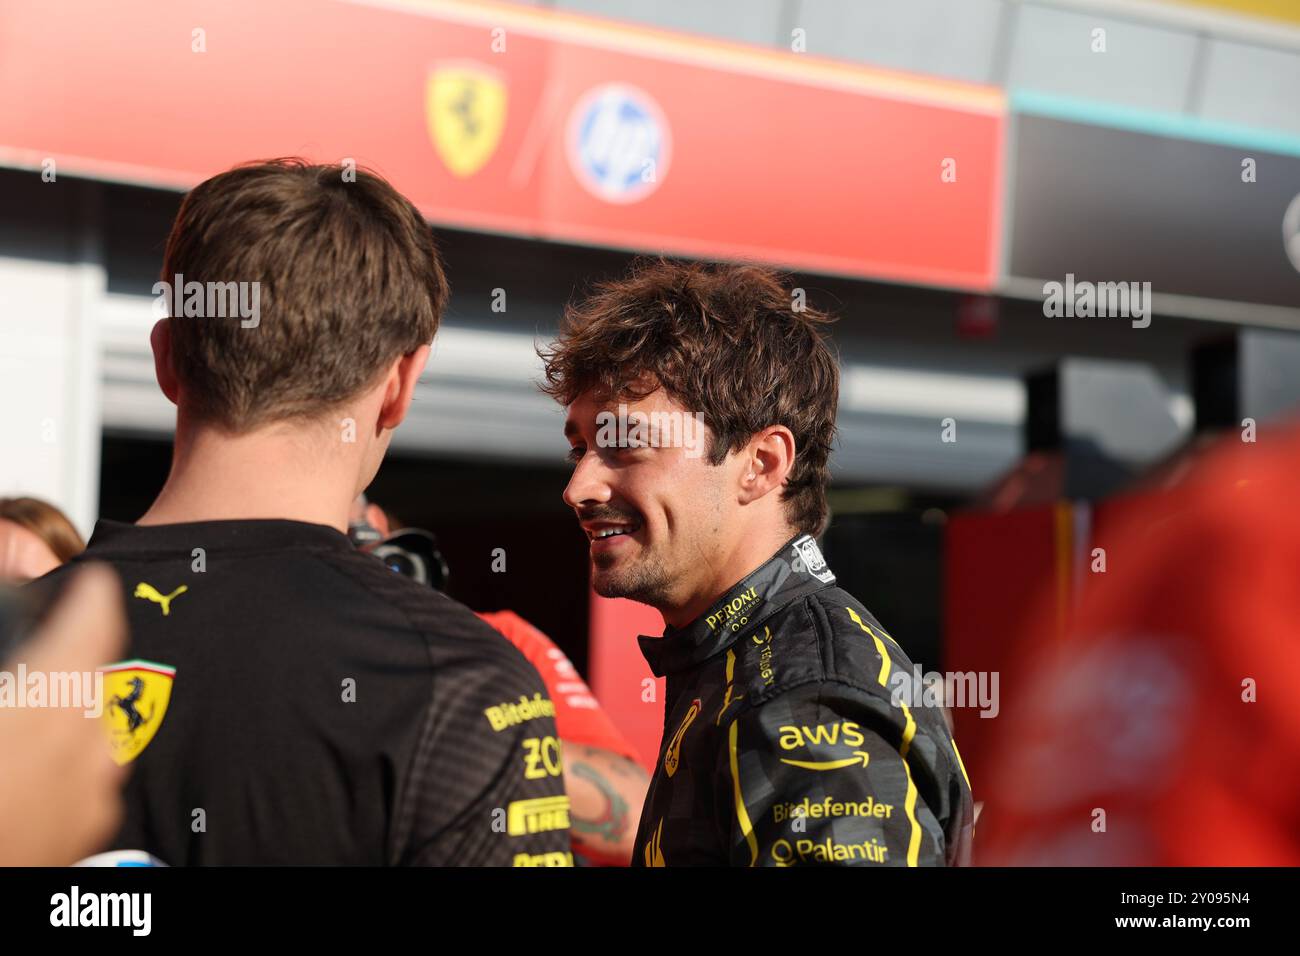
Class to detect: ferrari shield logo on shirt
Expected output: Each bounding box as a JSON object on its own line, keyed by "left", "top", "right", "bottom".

{"left": 426, "top": 62, "right": 507, "bottom": 178}
{"left": 101, "top": 660, "right": 175, "bottom": 766}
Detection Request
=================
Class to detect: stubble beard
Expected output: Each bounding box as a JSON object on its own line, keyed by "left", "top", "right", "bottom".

{"left": 591, "top": 548, "right": 674, "bottom": 608}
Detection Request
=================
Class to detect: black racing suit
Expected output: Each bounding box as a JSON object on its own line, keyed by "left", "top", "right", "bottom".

{"left": 632, "top": 534, "right": 974, "bottom": 867}
{"left": 29, "top": 519, "right": 572, "bottom": 866}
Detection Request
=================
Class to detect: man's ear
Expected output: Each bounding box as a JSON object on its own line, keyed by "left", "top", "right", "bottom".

{"left": 150, "top": 319, "right": 180, "bottom": 406}
{"left": 739, "top": 426, "right": 796, "bottom": 505}
{"left": 377, "top": 344, "right": 432, "bottom": 431}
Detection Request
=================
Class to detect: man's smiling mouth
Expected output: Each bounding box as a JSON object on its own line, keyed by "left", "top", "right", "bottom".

{"left": 581, "top": 518, "right": 643, "bottom": 543}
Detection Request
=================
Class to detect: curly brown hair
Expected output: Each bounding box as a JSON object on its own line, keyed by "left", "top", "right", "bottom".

{"left": 540, "top": 258, "right": 839, "bottom": 535}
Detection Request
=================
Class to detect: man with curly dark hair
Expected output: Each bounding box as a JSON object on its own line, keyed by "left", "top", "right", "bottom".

{"left": 544, "top": 258, "right": 974, "bottom": 867}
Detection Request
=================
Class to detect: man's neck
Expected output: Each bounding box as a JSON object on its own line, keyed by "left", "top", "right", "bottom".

{"left": 660, "top": 524, "right": 796, "bottom": 630}
{"left": 138, "top": 421, "right": 360, "bottom": 534}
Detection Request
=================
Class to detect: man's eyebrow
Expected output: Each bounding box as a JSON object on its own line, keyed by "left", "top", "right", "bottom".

{"left": 563, "top": 419, "right": 580, "bottom": 440}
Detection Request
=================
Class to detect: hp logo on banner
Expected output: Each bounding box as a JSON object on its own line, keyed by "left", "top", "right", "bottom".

{"left": 567, "top": 84, "right": 671, "bottom": 203}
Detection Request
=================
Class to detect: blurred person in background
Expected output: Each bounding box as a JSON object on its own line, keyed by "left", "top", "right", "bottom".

{"left": 478, "top": 610, "right": 649, "bottom": 866}
{"left": 546, "top": 259, "right": 974, "bottom": 866}
{"left": 979, "top": 424, "right": 1300, "bottom": 865}
{"left": 0, "top": 496, "right": 85, "bottom": 584}
{"left": 30, "top": 159, "right": 571, "bottom": 866}
{"left": 0, "top": 565, "right": 126, "bottom": 864}
{"left": 351, "top": 495, "right": 650, "bottom": 865}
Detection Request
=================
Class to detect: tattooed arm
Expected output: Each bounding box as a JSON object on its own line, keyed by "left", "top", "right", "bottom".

{"left": 563, "top": 742, "right": 650, "bottom": 866}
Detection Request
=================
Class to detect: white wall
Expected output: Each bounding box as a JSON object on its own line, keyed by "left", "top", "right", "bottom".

{"left": 0, "top": 180, "right": 104, "bottom": 537}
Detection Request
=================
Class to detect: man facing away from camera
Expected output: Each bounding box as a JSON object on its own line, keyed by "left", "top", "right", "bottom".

{"left": 543, "top": 259, "right": 973, "bottom": 866}
{"left": 31, "top": 159, "right": 571, "bottom": 866}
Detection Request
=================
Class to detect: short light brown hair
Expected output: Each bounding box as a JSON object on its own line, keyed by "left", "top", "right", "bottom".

{"left": 162, "top": 159, "right": 448, "bottom": 431}
{"left": 0, "top": 497, "right": 85, "bottom": 563}
{"left": 541, "top": 259, "right": 839, "bottom": 535}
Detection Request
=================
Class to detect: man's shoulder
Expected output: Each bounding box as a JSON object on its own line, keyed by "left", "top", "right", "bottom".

{"left": 41, "top": 534, "right": 538, "bottom": 687}
{"left": 812, "top": 587, "right": 918, "bottom": 675}
{"left": 727, "top": 588, "right": 964, "bottom": 757}
{"left": 311, "top": 547, "right": 541, "bottom": 679}
{"left": 732, "top": 587, "right": 913, "bottom": 700}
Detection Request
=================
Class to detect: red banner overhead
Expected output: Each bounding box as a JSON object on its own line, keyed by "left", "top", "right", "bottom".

{"left": 0, "top": 0, "right": 1004, "bottom": 289}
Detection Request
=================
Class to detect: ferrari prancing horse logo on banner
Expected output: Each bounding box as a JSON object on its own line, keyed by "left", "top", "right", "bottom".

{"left": 426, "top": 62, "right": 507, "bottom": 178}
{"left": 101, "top": 660, "right": 175, "bottom": 766}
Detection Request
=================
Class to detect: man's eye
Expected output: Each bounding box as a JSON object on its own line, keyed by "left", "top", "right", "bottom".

{"left": 566, "top": 446, "right": 586, "bottom": 464}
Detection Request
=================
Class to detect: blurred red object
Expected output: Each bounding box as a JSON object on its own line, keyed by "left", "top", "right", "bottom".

{"left": 957, "top": 294, "right": 999, "bottom": 339}
{"left": 978, "top": 423, "right": 1300, "bottom": 865}
{"left": 477, "top": 609, "right": 641, "bottom": 764}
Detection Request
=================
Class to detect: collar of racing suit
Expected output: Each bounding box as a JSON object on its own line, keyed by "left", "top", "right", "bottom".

{"left": 637, "top": 533, "right": 838, "bottom": 677}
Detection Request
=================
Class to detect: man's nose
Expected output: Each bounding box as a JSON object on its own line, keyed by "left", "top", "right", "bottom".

{"left": 562, "top": 453, "right": 611, "bottom": 511}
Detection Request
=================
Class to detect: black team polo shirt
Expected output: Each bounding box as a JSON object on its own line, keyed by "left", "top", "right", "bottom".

{"left": 30, "top": 518, "right": 573, "bottom": 866}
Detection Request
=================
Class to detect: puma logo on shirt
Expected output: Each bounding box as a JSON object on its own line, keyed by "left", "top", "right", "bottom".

{"left": 133, "top": 583, "right": 188, "bottom": 616}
